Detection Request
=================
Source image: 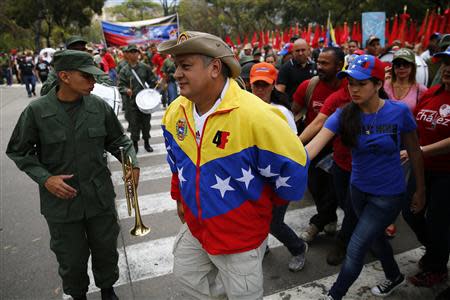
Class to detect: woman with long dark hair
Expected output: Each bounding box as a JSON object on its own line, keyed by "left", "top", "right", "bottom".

{"left": 306, "top": 55, "right": 425, "bottom": 300}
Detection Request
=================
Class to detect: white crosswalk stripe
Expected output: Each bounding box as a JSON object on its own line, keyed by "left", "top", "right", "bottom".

{"left": 107, "top": 143, "right": 167, "bottom": 162}
{"left": 110, "top": 163, "right": 171, "bottom": 185}
{"left": 117, "top": 110, "right": 164, "bottom": 122}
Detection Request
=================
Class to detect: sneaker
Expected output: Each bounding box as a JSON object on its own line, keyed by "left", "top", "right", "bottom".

{"left": 326, "top": 239, "right": 347, "bottom": 266}
{"left": 409, "top": 270, "right": 448, "bottom": 287}
{"left": 371, "top": 274, "right": 405, "bottom": 297}
{"left": 288, "top": 243, "right": 308, "bottom": 272}
{"left": 300, "top": 224, "right": 319, "bottom": 242}
{"left": 385, "top": 224, "right": 396, "bottom": 238}
{"left": 324, "top": 221, "right": 337, "bottom": 235}
{"left": 436, "top": 287, "right": 450, "bottom": 300}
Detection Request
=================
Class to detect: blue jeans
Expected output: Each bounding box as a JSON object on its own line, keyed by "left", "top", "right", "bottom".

{"left": 166, "top": 81, "right": 178, "bottom": 105}
{"left": 108, "top": 68, "right": 117, "bottom": 85}
{"left": 270, "top": 204, "right": 306, "bottom": 256}
{"left": 329, "top": 185, "right": 405, "bottom": 300}
{"left": 23, "top": 74, "right": 36, "bottom": 96}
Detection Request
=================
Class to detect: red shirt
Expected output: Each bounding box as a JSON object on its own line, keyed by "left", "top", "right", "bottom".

{"left": 293, "top": 79, "right": 347, "bottom": 125}
{"left": 151, "top": 53, "right": 164, "bottom": 77}
{"left": 414, "top": 85, "right": 450, "bottom": 172}
{"left": 320, "top": 87, "right": 352, "bottom": 171}
{"left": 104, "top": 52, "right": 116, "bottom": 69}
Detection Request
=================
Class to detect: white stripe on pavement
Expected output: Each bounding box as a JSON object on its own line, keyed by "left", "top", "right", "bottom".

{"left": 64, "top": 205, "right": 344, "bottom": 298}
{"left": 116, "top": 192, "right": 175, "bottom": 219}
{"left": 124, "top": 128, "right": 163, "bottom": 138}
{"left": 264, "top": 247, "right": 442, "bottom": 300}
{"left": 119, "top": 118, "right": 162, "bottom": 128}
{"left": 117, "top": 110, "right": 164, "bottom": 121}
{"left": 108, "top": 143, "right": 167, "bottom": 162}
{"left": 110, "top": 163, "right": 171, "bottom": 185}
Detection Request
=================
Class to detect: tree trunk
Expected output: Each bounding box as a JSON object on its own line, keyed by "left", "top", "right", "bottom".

{"left": 34, "top": 19, "right": 42, "bottom": 52}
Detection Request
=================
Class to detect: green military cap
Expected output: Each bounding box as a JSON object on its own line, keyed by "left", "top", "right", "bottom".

{"left": 65, "top": 35, "right": 87, "bottom": 48}
{"left": 439, "top": 34, "right": 450, "bottom": 49}
{"left": 127, "top": 44, "right": 139, "bottom": 52}
{"left": 53, "top": 49, "right": 105, "bottom": 75}
{"left": 157, "top": 31, "right": 241, "bottom": 78}
{"left": 121, "top": 45, "right": 129, "bottom": 52}
{"left": 393, "top": 48, "right": 415, "bottom": 64}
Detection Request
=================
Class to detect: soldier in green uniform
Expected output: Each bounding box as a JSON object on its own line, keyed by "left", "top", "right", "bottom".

{"left": 118, "top": 44, "right": 157, "bottom": 153}
{"left": 6, "top": 50, "right": 139, "bottom": 300}
{"left": 41, "top": 36, "right": 112, "bottom": 96}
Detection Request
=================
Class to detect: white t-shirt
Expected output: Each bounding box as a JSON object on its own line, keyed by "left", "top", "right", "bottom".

{"left": 271, "top": 103, "right": 298, "bottom": 134}
{"left": 193, "top": 78, "right": 230, "bottom": 144}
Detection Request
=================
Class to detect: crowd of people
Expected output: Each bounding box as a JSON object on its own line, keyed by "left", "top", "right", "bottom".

{"left": 4, "top": 28, "right": 450, "bottom": 300}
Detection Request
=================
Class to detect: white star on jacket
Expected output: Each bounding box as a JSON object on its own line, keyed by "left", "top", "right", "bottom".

{"left": 211, "top": 175, "right": 235, "bottom": 198}
{"left": 236, "top": 167, "right": 254, "bottom": 189}
{"left": 177, "top": 167, "right": 187, "bottom": 187}
{"left": 258, "top": 165, "right": 279, "bottom": 177}
{"left": 276, "top": 176, "right": 291, "bottom": 189}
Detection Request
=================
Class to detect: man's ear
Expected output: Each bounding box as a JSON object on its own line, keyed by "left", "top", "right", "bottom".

{"left": 58, "top": 71, "right": 70, "bottom": 84}
{"left": 210, "top": 59, "right": 222, "bottom": 79}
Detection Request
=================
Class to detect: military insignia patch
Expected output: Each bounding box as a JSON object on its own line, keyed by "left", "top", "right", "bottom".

{"left": 177, "top": 32, "right": 189, "bottom": 44}
{"left": 176, "top": 119, "right": 188, "bottom": 141}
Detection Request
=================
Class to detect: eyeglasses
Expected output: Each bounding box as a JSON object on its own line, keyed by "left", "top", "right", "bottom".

{"left": 393, "top": 60, "right": 412, "bottom": 68}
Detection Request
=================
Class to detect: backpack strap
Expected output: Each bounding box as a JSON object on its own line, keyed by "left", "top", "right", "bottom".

{"left": 294, "top": 75, "right": 320, "bottom": 122}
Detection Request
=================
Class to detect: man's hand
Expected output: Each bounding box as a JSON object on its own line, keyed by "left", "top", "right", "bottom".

{"left": 176, "top": 200, "right": 185, "bottom": 223}
{"left": 44, "top": 175, "right": 77, "bottom": 199}
{"left": 410, "top": 190, "right": 426, "bottom": 214}
{"left": 124, "top": 167, "right": 140, "bottom": 188}
{"left": 126, "top": 88, "right": 133, "bottom": 97}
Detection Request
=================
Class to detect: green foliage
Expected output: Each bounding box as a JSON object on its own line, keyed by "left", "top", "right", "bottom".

{"left": 105, "top": 0, "right": 163, "bottom": 21}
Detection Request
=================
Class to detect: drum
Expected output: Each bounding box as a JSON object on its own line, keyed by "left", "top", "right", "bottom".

{"left": 135, "top": 88, "right": 161, "bottom": 114}
{"left": 91, "top": 83, "right": 122, "bottom": 115}
{"left": 379, "top": 51, "right": 428, "bottom": 86}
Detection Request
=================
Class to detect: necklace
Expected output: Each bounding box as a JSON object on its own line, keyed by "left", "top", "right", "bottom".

{"left": 365, "top": 101, "right": 382, "bottom": 135}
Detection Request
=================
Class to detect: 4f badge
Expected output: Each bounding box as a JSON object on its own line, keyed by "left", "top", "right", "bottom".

{"left": 176, "top": 119, "right": 188, "bottom": 141}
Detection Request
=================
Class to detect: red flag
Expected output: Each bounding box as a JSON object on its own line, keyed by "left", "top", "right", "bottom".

{"left": 312, "top": 24, "right": 321, "bottom": 48}
{"left": 295, "top": 23, "right": 299, "bottom": 35}
{"left": 259, "top": 30, "right": 264, "bottom": 48}
{"left": 423, "top": 12, "right": 436, "bottom": 49}
{"left": 390, "top": 14, "right": 399, "bottom": 44}
{"left": 438, "top": 10, "right": 447, "bottom": 33}
{"left": 275, "top": 29, "right": 281, "bottom": 50}
{"left": 251, "top": 32, "right": 257, "bottom": 46}
{"left": 289, "top": 26, "right": 294, "bottom": 40}
{"left": 305, "top": 23, "right": 312, "bottom": 44}
{"left": 225, "top": 35, "right": 234, "bottom": 47}
{"left": 283, "top": 28, "right": 289, "bottom": 43}
{"left": 445, "top": 8, "right": 450, "bottom": 33}
{"left": 432, "top": 11, "right": 440, "bottom": 33}
{"left": 385, "top": 18, "right": 391, "bottom": 45}
{"left": 236, "top": 35, "right": 242, "bottom": 46}
{"left": 416, "top": 9, "right": 429, "bottom": 44}
{"left": 399, "top": 12, "right": 410, "bottom": 45}
{"left": 243, "top": 35, "right": 248, "bottom": 46}
{"left": 342, "top": 22, "right": 349, "bottom": 45}
{"left": 408, "top": 20, "right": 416, "bottom": 44}
{"left": 265, "top": 30, "right": 270, "bottom": 45}
{"left": 351, "top": 22, "right": 357, "bottom": 41}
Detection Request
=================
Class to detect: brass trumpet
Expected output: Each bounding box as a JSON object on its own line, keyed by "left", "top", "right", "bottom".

{"left": 119, "top": 146, "right": 150, "bottom": 236}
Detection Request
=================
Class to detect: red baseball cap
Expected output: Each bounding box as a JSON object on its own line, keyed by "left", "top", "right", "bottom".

{"left": 250, "top": 62, "right": 278, "bottom": 84}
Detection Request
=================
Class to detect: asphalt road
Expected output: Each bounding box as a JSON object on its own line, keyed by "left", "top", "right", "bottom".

{"left": 1, "top": 84, "right": 448, "bottom": 300}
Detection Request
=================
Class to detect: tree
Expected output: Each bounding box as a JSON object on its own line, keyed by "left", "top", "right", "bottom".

{"left": 105, "top": 0, "right": 162, "bottom": 21}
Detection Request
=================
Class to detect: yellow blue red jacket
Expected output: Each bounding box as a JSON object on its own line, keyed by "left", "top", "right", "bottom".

{"left": 162, "top": 79, "right": 309, "bottom": 255}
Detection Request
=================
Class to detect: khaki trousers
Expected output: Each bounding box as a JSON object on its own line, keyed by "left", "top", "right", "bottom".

{"left": 173, "top": 223, "right": 267, "bottom": 300}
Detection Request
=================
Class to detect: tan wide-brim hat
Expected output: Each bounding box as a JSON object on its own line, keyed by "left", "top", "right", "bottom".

{"left": 157, "top": 31, "right": 241, "bottom": 78}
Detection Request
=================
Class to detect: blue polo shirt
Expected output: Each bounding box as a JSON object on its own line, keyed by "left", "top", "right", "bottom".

{"left": 325, "top": 100, "right": 417, "bottom": 195}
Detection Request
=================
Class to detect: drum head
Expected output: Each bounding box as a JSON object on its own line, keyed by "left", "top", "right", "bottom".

{"left": 136, "top": 89, "right": 162, "bottom": 114}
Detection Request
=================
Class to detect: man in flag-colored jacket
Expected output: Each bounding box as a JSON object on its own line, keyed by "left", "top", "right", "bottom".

{"left": 158, "top": 31, "right": 309, "bottom": 300}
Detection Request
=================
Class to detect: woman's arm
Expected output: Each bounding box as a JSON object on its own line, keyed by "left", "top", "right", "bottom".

{"left": 422, "top": 137, "right": 450, "bottom": 157}
{"left": 305, "top": 127, "right": 335, "bottom": 161}
{"left": 299, "top": 112, "right": 328, "bottom": 144}
{"left": 402, "top": 131, "right": 426, "bottom": 213}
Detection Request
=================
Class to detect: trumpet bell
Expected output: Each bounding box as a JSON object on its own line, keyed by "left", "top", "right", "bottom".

{"left": 130, "top": 224, "right": 151, "bottom": 237}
